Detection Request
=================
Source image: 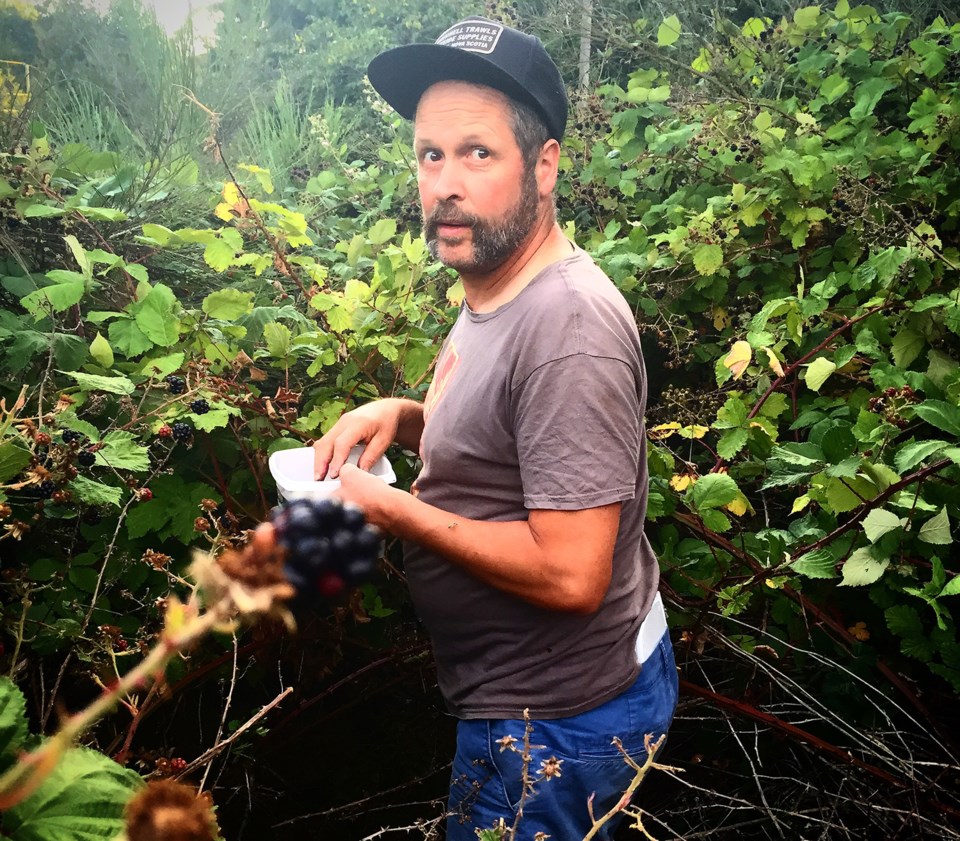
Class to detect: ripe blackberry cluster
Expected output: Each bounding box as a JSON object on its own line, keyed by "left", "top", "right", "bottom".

{"left": 78, "top": 450, "right": 96, "bottom": 467}
{"left": 165, "top": 375, "right": 186, "bottom": 395}
{"left": 171, "top": 421, "right": 193, "bottom": 442}
{"left": 38, "top": 480, "right": 57, "bottom": 499}
{"left": 61, "top": 429, "right": 84, "bottom": 444}
{"left": 189, "top": 399, "right": 209, "bottom": 415}
{"left": 270, "top": 498, "right": 380, "bottom": 602}
{"left": 290, "top": 165, "right": 311, "bottom": 182}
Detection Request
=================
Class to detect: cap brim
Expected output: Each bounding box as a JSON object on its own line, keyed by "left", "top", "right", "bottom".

{"left": 368, "top": 44, "right": 547, "bottom": 130}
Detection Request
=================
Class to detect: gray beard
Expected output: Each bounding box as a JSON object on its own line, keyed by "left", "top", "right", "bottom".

{"left": 424, "top": 170, "right": 540, "bottom": 275}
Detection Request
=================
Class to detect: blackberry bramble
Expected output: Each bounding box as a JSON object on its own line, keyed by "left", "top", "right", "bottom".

{"left": 269, "top": 498, "right": 381, "bottom": 602}
{"left": 165, "top": 375, "right": 186, "bottom": 395}
{"left": 171, "top": 422, "right": 193, "bottom": 442}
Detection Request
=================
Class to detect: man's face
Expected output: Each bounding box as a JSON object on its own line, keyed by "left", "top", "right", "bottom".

{"left": 414, "top": 81, "right": 541, "bottom": 276}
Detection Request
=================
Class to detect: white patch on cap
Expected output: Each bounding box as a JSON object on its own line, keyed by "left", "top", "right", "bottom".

{"left": 435, "top": 20, "right": 504, "bottom": 55}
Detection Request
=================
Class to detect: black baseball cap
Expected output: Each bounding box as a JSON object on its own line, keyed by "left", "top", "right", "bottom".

{"left": 367, "top": 17, "right": 568, "bottom": 141}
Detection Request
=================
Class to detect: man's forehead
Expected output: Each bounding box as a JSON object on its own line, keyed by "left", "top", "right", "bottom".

{"left": 414, "top": 80, "right": 514, "bottom": 122}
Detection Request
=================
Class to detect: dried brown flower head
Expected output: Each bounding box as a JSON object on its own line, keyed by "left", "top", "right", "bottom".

{"left": 539, "top": 756, "right": 563, "bottom": 779}
{"left": 124, "top": 779, "right": 219, "bottom": 841}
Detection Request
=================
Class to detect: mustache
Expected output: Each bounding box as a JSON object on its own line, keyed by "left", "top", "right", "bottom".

{"left": 424, "top": 203, "right": 480, "bottom": 233}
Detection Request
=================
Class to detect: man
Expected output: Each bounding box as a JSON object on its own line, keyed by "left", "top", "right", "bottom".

{"left": 312, "top": 17, "right": 678, "bottom": 839}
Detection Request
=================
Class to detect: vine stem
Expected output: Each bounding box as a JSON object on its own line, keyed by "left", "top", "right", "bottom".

{"left": 0, "top": 596, "right": 228, "bottom": 810}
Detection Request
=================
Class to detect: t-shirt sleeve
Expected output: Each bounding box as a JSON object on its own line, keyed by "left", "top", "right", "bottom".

{"left": 511, "top": 353, "right": 641, "bottom": 510}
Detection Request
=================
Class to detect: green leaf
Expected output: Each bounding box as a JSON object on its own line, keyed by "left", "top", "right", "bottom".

{"left": 850, "top": 78, "right": 895, "bottom": 121}
{"left": 894, "top": 439, "right": 949, "bottom": 473}
{"left": 140, "top": 223, "right": 174, "bottom": 245}
{"left": 367, "top": 218, "right": 397, "bottom": 245}
{"left": 238, "top": 162, "right": 274, "bottom": 194}
{"left": 700, "top": 508, "right": 731, "bottom": 533}
{"left": 96, "top": 431, "right": 149, "bottom": 472}
{"left": 840, "top": 547, "right": 889, "bottom": 587}
{"left": 862, "top": 508, "right": 906, "bottom": 543}
{"left": 891, "top": 328, "right": 924, "bottom": 369}
{"left": 717, "top": 428, "right": 749, "bottom": 459}
{"left": 202, "top": 289, "right": 254, "bottom": 321}
{"left": 203, "top": 237, "right": 236, "bottom": 272}
{"left": 693, "top": 244, "right": 723, "bottom": 276}
{"left": 126, "top": 474, "right": 220, "bottom": 544}
{"left": 918, "top": 507, "right": 952, "bottom": 545}
{"left": 192, "top": 403, "right": 241, "bottom": 432}
{"left": 691, "top": 473, "right": 739, "bottom": 510}
{"left": 791, "top": 549, "right": 838, "bottom": 579}
{"left": 793, "top": 5, "right": 821, "bottom": 30}
{"left": 0, "top": 442, "right": 31, "bottom": 483}
{"left": 88, "top": 333, "right": 113, "bottom": 368}
{"left": 21, "top": 281, "right": 84, "bottom": 319}
{"left": 263, "top": 322, "right": 292, "bottom": 358}
{"left": 2, "top": 745, "right": 142, "bottom": 841}
{"left": 134, "top": 284, "right": 179, "bottom": 347}
{"left": 820, "top": 426, "right": 856, "bottom": 462}
{"left": 714, "top": 396, "right": 748, "bottom": 429}
{"left": 62, "top": 372, "right": 134, "bottom": 395}
{"left": 940, "top": 576, "right": 960, "bottom": 597}
{"left": 0, "top": 677, "right": 29, "bottom": 774}
{"left": 139, "top": 352, "right": 184, "bottom": 380}
{"left": 68, "top": 475, "right": 122, "bottom": 508}
{"left": 657, "top": 14, "right": 682, "bottom": 46}
{"left": 57, "top": 414, "right": 100, "bottom": 443}
{"left": 914, "top": 400, "right": 960, "bottom": 437}
{"left": 820, "top": 73, "right": 850, "bottom": 104}
{"left": 805, "top": 357, "right": 837, "bottom": 392}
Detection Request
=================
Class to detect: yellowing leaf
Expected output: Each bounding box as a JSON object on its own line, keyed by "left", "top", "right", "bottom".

{"left": 446, "top": 279, "right": 464, "bottom": 306}
{"left": 713, "top": 306, "right": 731, "bottom": 331}
{"left": 848, "top": 621, "right": 870, "bottom": 641}
{"left": 764, "top": 348, "right": 785, "bottom": 377}
{"left": 679, "top": 424, "right": 710, "bottom": 439}
{"left": 791, "top": 494, "right": 811, "bottom": 514}
{"left": 670, "top": 473, "right": 695, "bottom": 492}
{"left": 215, "top": 181, "right": 250, "bottom": 221}
{"left": 648, "top": 422, "right": 681, "bottom": 440}
{"left": 723, "top": 340, "right": 752, "bottom": 380}
{"left": 725, "top": 494, "right": 748, "bottom": 516}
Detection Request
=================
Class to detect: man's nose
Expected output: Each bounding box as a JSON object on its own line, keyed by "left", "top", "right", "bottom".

{"left": 431, "top": 160, "right": 465, "bottom": 202}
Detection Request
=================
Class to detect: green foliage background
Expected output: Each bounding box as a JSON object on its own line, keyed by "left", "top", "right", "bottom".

{"left": 1, "top": 0, "right": 960, "bottom": 838}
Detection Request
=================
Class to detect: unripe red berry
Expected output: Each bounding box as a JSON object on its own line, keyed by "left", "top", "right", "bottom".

{"left": 158, "top": 425, "right": 173, "bottom": 438}
{"left": 35, "top": 432, "right": 52, "bottom": 446}
{"left": 138, "top": 488, "right": 153, "bottom": 502}
{"left": 194, "top": 517, "right": 210, "bottom": 532}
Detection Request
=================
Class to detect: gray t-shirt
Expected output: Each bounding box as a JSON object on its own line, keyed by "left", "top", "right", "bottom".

{"left": 404, "top": 249, "right": 659, "bottom": 719}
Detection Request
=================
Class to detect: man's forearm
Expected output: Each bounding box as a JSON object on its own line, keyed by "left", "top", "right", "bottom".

{"left": 379, "top": 488, "right": 615, "bottom": 614}
{"left": 388, "top": 398, "right": 425, "bottom": 453}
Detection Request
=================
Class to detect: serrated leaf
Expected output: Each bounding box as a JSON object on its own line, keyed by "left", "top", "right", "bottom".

{"left": 238, "top": 162, "right": 274, "bottom": 194}
{"left": 367, "top": 218, "right": 397, "bottom": 245}
{"left": 918, "top": 507, "right": 952, "bottom": 545}
{"left": 2, "top": 745, "right": 142, "bottom": 840}
{"left": 96, "top": 431, "right": 149, "bottom": 472}
{"left": 805, "top": 357, "right": 836, "bottom": 392}
{"left": 717, "top": 428, "right": 749, "bottom": 459}
{"left": 657, "top": 14, "right": 682, "bottom": 46}
{"left": 894, "top": 439, "right": 949, "bottom": 473}
{"left": 88, "top": 333, "right": 113, "bottom": 368}
{"left": 0, "top": 678, "right": 29, "bottom": 774}
{"left": 820, "top": 73, "right": 850, "bottom": 104}
{"left": 792, "top": 549, "right": 838, "bottom": 579}
{"left": 21, "top": 282, "right": 84, "bottom": 318}
{"left": 914, "top": 400, "right": 960, "bottom": 437}
{"left": 850, "top": 77, "right": 895, "bottom": 121}
{"left": 202, "top": 288, "right": 254, "bottom": 321}
{"left": 192, "top": 404, "right": 241, "bottom": 432}
{"left": 891, "top": 328, "right": 924, "bottom": 369}
{"left": 125, "top": 474, "right": 220, "bottom": 544}
{"left": 840, "top": 547, "right": 889, "bottom": 587}
{"left": 862, "top": 508, "right": 906, "bottom": 543}
{"left": 693, "top": 243, "right": 723, "bottom": 276}
{"left": 691, "top": 473, "right": 739, "bottom": 510}
{"left": 204, "top": 237, "right": 236, "bottom": 272}
{"left": 68, "top": 475, "right": 122, "bottom": 507}
{"left": 940, "top": 576, "right": 960, "bottom": 597}
{"left": 57, "top": 415, "right": 99, "bottom": 443}
{"left": 61, "top": 372, "right": 134, "bottom": 395}
{"left": 0, "top": 442, "right": 31, "bottom": 483}
{"left": 133, "top": 284, "right": 179, "bottom": 347}
{"left": 139, "top": 352, "right": 184, "bottom": 380}
{"left": 700, "top": 508, "right": 731, "bottom": 532}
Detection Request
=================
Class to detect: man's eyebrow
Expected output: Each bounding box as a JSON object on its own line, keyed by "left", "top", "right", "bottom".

{"left": 414, "top": 134, "right": 496, "bottom": 151}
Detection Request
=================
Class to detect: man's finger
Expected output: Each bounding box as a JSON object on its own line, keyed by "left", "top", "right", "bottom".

{"left": 327, "top": 434, "right": 360, "bottom": 479}
{"left": 313, "top": 436, "right": 335, "bottom": 480}
{"left": 356, "top": 432, "right": 390, "bottom": 471}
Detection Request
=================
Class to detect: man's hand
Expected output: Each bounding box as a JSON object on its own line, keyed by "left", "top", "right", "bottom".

{"left": 334, "top": 463, "right": 401, "bottom": 531}
{"left": 313, "top": 398, "right": 424, "bottom": 480}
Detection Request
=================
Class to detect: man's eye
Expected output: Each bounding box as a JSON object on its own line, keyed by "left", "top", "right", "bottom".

{"left": 471, "top": 148, "right": 490, "bottom": 160}
{"left": 422, "top": 151, "right": 441, "bottom": 163}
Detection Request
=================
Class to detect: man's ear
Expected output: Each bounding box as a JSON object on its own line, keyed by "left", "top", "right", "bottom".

{"left": 536, "top": 138, "right": 561, "bottom": 198}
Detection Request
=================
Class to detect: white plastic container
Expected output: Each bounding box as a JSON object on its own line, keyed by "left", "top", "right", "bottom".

{"left": 268, "top": 445, "right": 396, "bottom": 502}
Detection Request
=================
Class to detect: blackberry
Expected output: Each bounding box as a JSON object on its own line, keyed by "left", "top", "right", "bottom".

{"left": 165, "top": 375, "right": 186, "bottom": 395}
{"left": 78, "top": 450, "right": 96, "bottom": 467}
{"left": 172, "top": 421, "right": 193, "bottom": 442}
{"left": 270, "top": 498, "right": 380, "bottom": 603}
{"left": 38, "top": 480, "right": 57, "bottom": 499}
{"left": 61, "top": 429, "right": 84, "bottom": 444}
{"left": 189, "top": 399, "right": 210, "bottom": 415}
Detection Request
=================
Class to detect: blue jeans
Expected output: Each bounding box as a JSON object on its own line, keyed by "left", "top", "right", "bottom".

{"left": 446, "top": 632, "right": 679, "bottom": 840}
